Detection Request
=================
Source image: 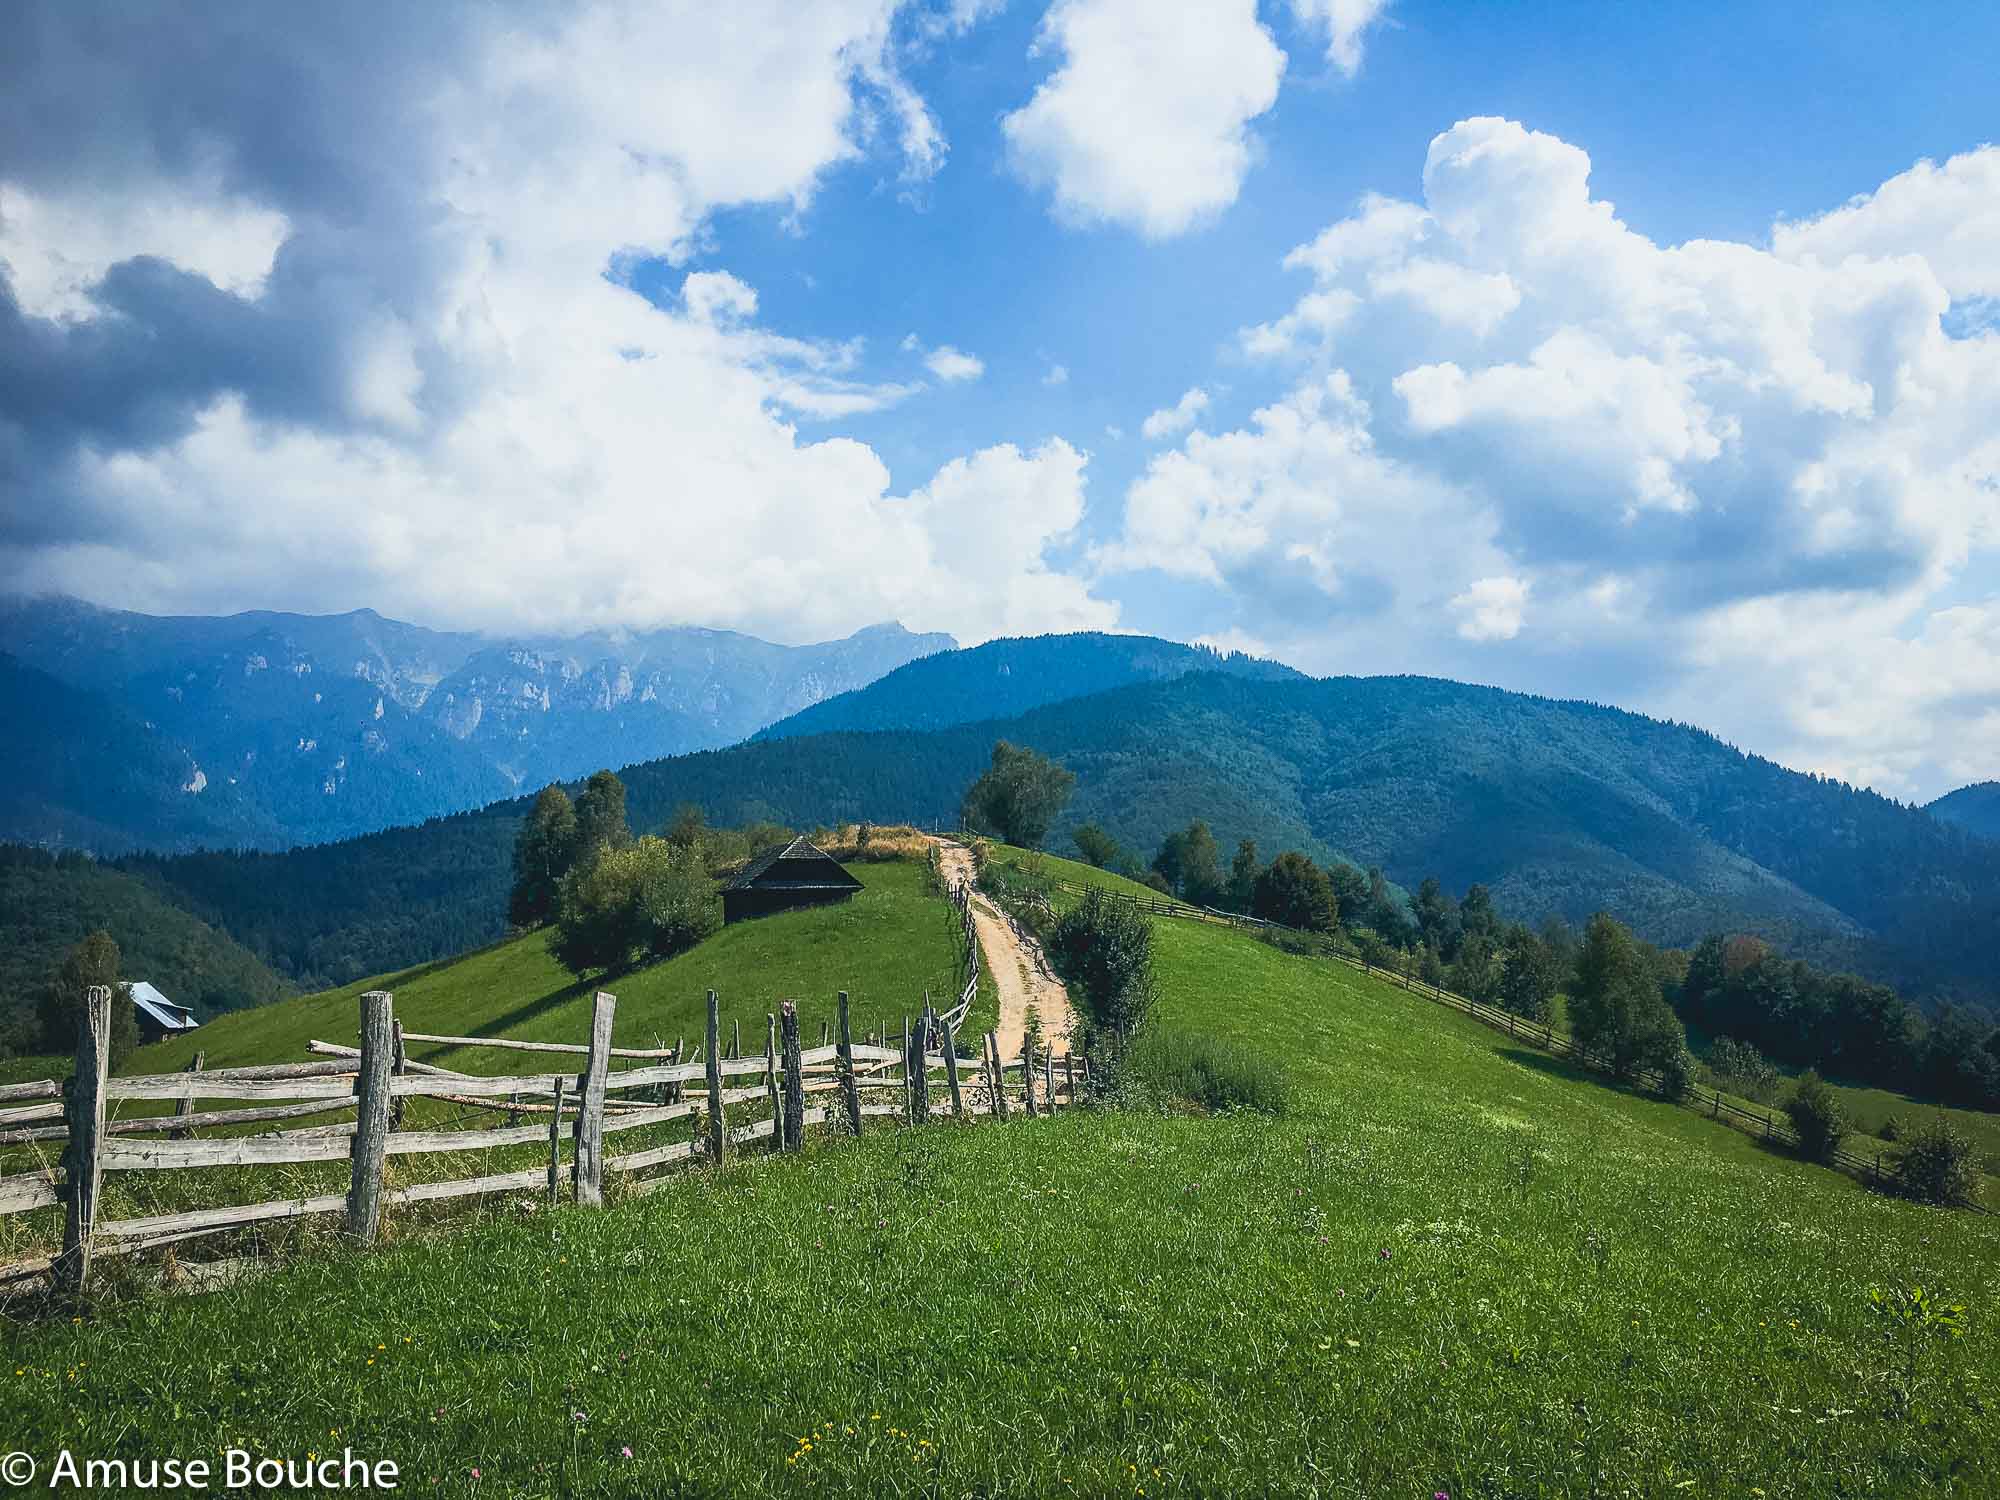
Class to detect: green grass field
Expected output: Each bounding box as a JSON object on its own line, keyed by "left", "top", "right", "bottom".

{"left": 6, "top": 846, "right": 1996, "bottom": 1496}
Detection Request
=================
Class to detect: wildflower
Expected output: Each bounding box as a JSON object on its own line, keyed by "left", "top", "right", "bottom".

{"left": 621, "top": 1447, "right": 633, "bottom": 1459}
{"left": 470, "top": 1469, "right": 480, "bottom": 1480}
{"left": 1378, "top": 1248, "right": 1391, "bottom": 1261}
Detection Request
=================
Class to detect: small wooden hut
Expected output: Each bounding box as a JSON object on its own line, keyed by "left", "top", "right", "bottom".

{"left": 721, "top": 836, "right": 863, "bottom": 924}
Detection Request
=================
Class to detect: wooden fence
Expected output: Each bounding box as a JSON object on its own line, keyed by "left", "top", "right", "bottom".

{"left": 1033, "top": 872, "right": 1993, "bottom": 1213}
{"left": 0, "top": 985, "right": 1087, "bottom": 1294}
{"left": 926, "top": 842, "right": 981, "bottom": 1031}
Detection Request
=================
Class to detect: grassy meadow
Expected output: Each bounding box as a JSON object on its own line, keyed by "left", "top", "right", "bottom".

{"left": 5, "top": 848, "right": 1997, "bottom": 1496}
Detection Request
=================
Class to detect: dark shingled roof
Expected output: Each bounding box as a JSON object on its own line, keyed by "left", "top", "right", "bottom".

{"left": 724, "top": 836, "right": 864, "bottom": 893}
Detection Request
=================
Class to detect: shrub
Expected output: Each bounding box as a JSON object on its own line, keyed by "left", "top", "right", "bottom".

{"left": 1126, "top": 1028, "right": 1287, "bottom": 1115}
{"left": 1895, "top": 1116, "right": 1979, "bottom": 1206}
{"left": 1785, "top": 1070, "right": 1848, "bottom": 1164}
{"left": 1656, "top": 1042, "right": 1697, "bottom": 1101}
{"left": 1044, "top": 889, "right": 1157, "bottom": 1037}
{"left": 1878, "top": 1114, "right": 1904, "bottom": 1143}
{"left": 551, "top": 836, "right": 719, "bottom": 976}
{"left": 1706, "top": 1035, "right": 1779, "bottom": 1100}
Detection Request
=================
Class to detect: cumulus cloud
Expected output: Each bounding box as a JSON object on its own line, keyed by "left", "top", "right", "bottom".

{"left": 0, "top": 0, "right": 1114, "bottom": 646}
{"left": 1109, "top": 116, "right": 2000, "bottom": 796}
{"left": 1289, "top": 0, "right": 1393, "bottom": 76}
{"left": 1001, "top": 0, "right": 1285, "bottom": 238}
{"left": 1774, "top": 144, "right": 2000, "bottom": 302}
{"left": 1043, "top": 362, "right": 1069, "bottom": 386}
{"left": 1140, "top": 387, "right": 1210, "bottom": 440}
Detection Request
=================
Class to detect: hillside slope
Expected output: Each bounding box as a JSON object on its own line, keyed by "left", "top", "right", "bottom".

{"left": 1929, "top": 781, "right": 2000, "bottom": 840}
{"left": 11, "top": 863, "right": 1995, "bottom": 1495}
{"left": 755, "top": 631, "right": 1300, "bottom": 740}
{"left": 125, "top": 859, "right": 979, "bottom": 1078}
{"left": 129, "top": 671, "right": 2000, "bottom": 1006}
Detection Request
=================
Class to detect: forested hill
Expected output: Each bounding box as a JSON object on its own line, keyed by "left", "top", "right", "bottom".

{"left": 754, "top": 632, "right": 1302, "bottom": 740}
{"left": 1930, "top": 782, "right": 2000, "bottom": 840}
{"left": 122, "top": 671, "right": 2000, "bottom": 1008}
{"left": 0, "top": 846, "right": 291, "bottom": 1052}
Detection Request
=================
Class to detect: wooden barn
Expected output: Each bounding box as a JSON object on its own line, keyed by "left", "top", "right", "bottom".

{"left": 722, "top": 836, "right": 864, "bottom": 924}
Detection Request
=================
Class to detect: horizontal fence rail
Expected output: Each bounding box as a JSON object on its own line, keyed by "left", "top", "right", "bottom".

{"left": 2, "top": 983, "right": 1088, "bottom": 1293}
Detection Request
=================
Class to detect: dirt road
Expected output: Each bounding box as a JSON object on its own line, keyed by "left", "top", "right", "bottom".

{"left": 933, "top": 841, "right": 1076, "bottom": 1060}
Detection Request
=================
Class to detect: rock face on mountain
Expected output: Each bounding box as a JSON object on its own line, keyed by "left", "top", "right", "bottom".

{"left": 0, "top": 595, "right": 950, "bottom": 852}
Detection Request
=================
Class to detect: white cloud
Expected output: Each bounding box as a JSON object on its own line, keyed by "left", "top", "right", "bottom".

{"left": 1141, "top": 387, "right": 1210, "bottom": 440}
{"left": 1043, "top": 362, "right": 1069, "bottom": 386}
{"left": 0, "top": 1, "right": 1116, "bottom": 649}
{"left": 1450, "top": 576, "right": 1528, "bottom": 641}
{"left": 1001, "top": 0, "right": 1285, "bottom": 238}
{"left": 1774, "top": 144, "right": 2000, "bottom": 302}
{"left": 924, "top": 344, "right": 986, "bottom": 382}
{"left": 1289, "top": 0, "right": 1392, "bottom": 76}
{"left": 1110, "top": 116, "right": 2000, "bottom": 795}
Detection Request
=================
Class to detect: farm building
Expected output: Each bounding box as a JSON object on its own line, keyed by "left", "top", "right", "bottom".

{"left": 722, "top": 836, "right": 863, "bottom": 924}
{"left": 128, "top": 980, "right": 201, "bottom": 1045}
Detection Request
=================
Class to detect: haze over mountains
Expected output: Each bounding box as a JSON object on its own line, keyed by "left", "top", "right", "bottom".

{"left": 0, "top": 595, "right": 951, "bottom": 852}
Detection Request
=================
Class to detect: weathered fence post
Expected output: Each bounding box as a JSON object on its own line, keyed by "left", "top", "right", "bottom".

{"left": 1064, "top": 1050, "right": 1075, "bottom": 1109}
{"left": 1045, "top": 1047, "right": 1057, "bottom": 1109}
{"left": 705, "top": 989, "right": 726, "bottom": 1168}
{"left": 670, "top": 1035, "right": 686, "bottom": 1105}
{"left": 836, "top": 990, "right": 863, "bottom": 1136}
{"left": 545, "top": 1076, "right": 567, "bottom": 1204}
{"left": 572, "top": 990, "right": 615, "bottom": 1207}
{"left": 388, "top": 1018, "right": 409, "bottom": 1128}
{"left": 731, "top": 1017, "right": 741, "bottom": 1062}
{"left": 911, "top": 1008, "right": 932, "bottom": 1124}
{"left": 780, "top": 1001, "right": 805, "bottom": 1151}
{"left": 764, "top": 1014, "right": 782, "bottom": 1142}
{"left": 941, "top": 1013, "right": 965, "bottom": 1119}
{"left": 171, "top": 1050, "right": 205, "bottom": 1140}
{"left": 1023, "top": 1035, "right": 1039, "bottom": 1117}
{"left": 55, "top": 985, "right": 112, "bottom": 1292}
{"left": 821, "top": 1020, "right": 831, "bottom": 1048}
{"left": 987, "top": 1030, "right": 1008, "bottom": 1119}
{"left": 346, "top": 989, "right": 395, "bottom": 1245}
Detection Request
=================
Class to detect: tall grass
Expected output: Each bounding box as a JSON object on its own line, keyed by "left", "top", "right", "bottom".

{"left": 1123, "top": 1026, "right": 1289, "bottom": 1115}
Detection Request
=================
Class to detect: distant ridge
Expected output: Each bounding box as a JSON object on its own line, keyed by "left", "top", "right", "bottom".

{"left": 755, "top": 631, "right": 1304, "bottom": 740}
{"left": 1929, "top": 781, "right": 2000, "bottom": 840}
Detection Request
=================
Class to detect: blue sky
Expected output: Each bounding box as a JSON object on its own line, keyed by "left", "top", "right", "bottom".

{"left": 2, "top": 0, "right": 1997, "bottom": 799}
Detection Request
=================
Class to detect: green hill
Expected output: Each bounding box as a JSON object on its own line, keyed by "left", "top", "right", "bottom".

{"left": 128, "top": 859, "right": 985, "bottom": 1080}
{"left": 9, "top": 847, "right": 1995, "bottom": 1496}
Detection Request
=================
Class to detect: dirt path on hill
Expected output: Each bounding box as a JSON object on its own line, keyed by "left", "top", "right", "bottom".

{"left": 933, "top": 841, "right": 1076, "bottom": 1060}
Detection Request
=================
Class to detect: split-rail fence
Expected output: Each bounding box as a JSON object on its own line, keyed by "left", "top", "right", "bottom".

{"left": 0, "top": 985, "right": 1087, "bottom": 1294}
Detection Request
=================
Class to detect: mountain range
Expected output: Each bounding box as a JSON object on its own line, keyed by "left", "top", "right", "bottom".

{"left": 68, "top": 636, "right": 1995, "bottom": 1014}
{"left": 0, "top": 595, "right": 951, "bottom": 852}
